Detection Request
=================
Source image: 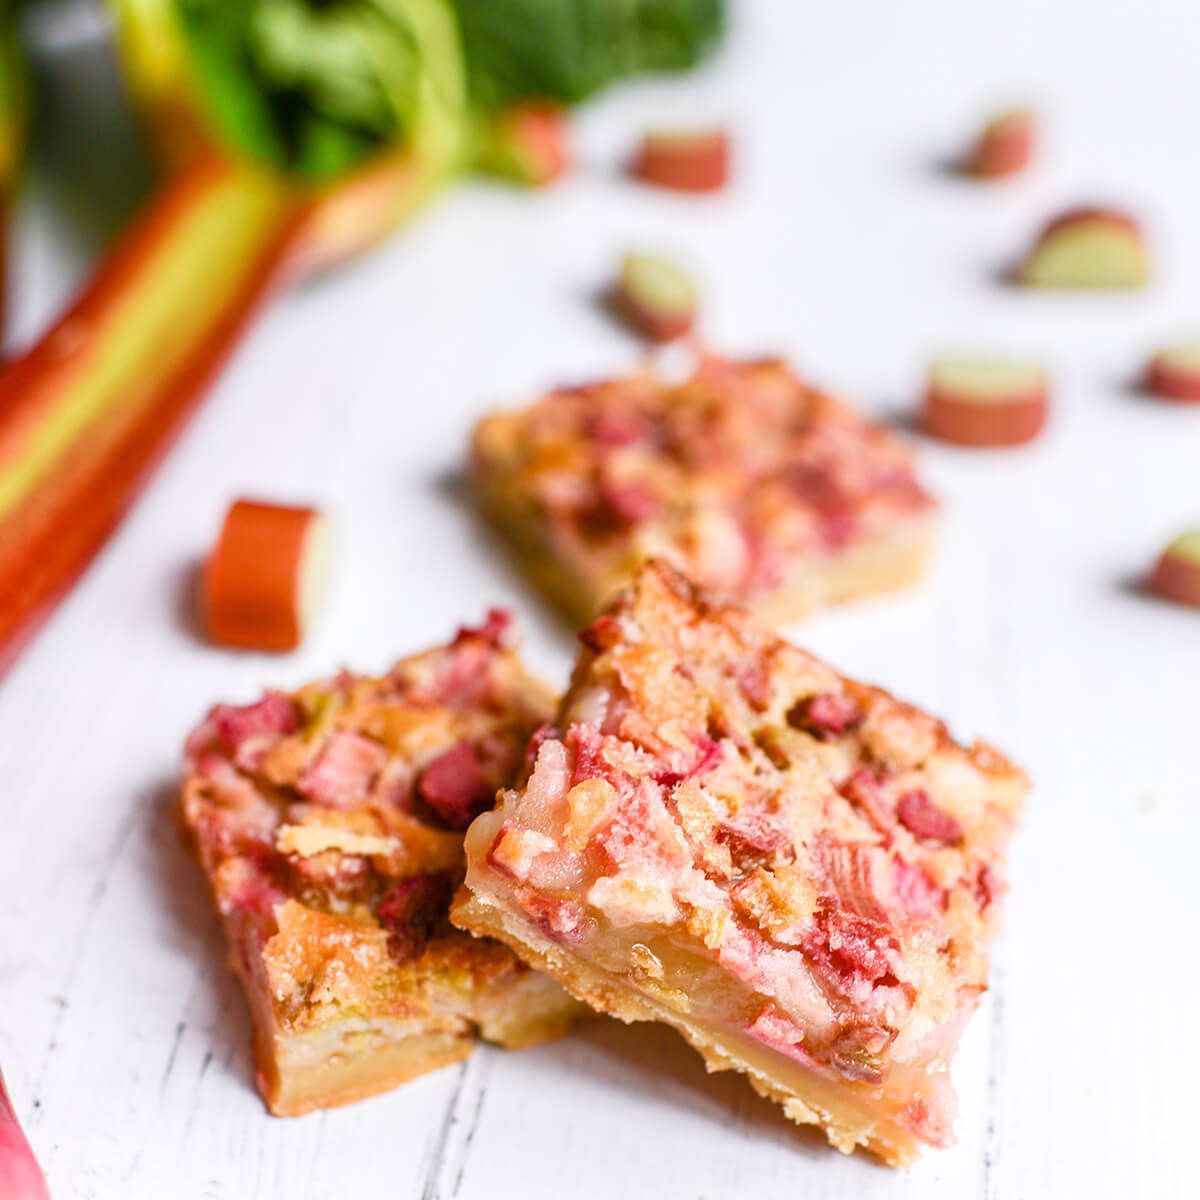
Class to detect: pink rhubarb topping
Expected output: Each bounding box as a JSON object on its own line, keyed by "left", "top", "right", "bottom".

{"left": 466, "top": 561, "right": 1026, "bottom": 1158}
{"left": 473, "top": 357, "right": 935, "bottom": 607}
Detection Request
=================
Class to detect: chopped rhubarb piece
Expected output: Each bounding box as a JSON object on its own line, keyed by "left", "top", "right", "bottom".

{"left": 800, "top": 906, "right": 898, "bottom": 1004}
{"left": 596, "top": 478, "right": 662, "bottom": 528}
{"left": 0, "top": 1069, "right": 49, "bottom": 1200}
{"left": 418, "top": 742, "right": 495, "bottom": 830}
{"left": 717, "top": 810, "right": 788, "bottom": 860}
{"left": 377, "top": 873, "right": 455, "bottom": 960}
{"left": 614, "top": 251, "right": 697, "bottom": 343}
{"left": 578, "top": 613, "right": 623, "bottom": 655}
{"left": 516, "top": 889, "right": 586, "bottom": 944}
{"left": 454, "top": 607, "right": 513, "bottom": 647}
{"left": 975, "top": 864, "right": 1002, "bottom": 909}
{"left": 732, "top": 655, "right": 772, "bottom": 711}
{"left": 789, "top": 691, "right": 862, "bottom": 737}
{"left": 838, "top": 768, "right": 895, "bottom": 835}
{"left": 1145, "top": 339, "right": 1200, "bottom": 403}
{"left": 1147, "top": 529, "right": 1200, "bottom": 608}
{"left": 966, "top": 108, "right": 1034, "bottom": 179}
{"left": 896, "top": 789, "right": 962, "bottom": 845}
{"left": 891, "top": 859, "right": 944, "bottom": 921}
{"left": 818, "top": 840, "right": 890, "bottom": 924}
{"left": 471, "top": 356, "right": 936, "bottom": 624}
{"left": 632, "top": 128, "right": 729, "bottom": 192}
{"left": 179, "top": 620, "right": 577, "bottom": 1116}
{"left": 1017, "top": 206, "right": 1150, "bottom": 288}
{"left": 202, "top": 499, "right": 331, "bottom": 652}
{"left": 921, "top": 358, "right": 1049, "bottom": 447}
{"left": 213, "top": 693, "right": 300, "bottom": 750}
{"left": 298, "top": 731, "right": 386, "bottom": 808}
{"left": 829, "top": 1023, "right": 892, "bottom": 1084}
{"left": 454, "top": 560, "right": 1027, "bottom": 1165}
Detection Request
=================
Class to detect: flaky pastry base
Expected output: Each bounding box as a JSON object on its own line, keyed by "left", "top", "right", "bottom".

{"left": 452, "top": 891, "right": 924, "bottom": 1166}
{"left": 476, "top": 470, "right": 933, "bottom": 629}
{"left": 229, "top": 909, "right": 579, "bottom": 1116}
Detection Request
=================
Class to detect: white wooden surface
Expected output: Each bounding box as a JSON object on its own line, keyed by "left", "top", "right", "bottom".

{"left": 3, "top": 2, "right": 1199, "bottom": 1196}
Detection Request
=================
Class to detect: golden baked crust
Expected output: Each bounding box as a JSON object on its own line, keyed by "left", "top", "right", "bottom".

{"left": 180, "top": 612, "right": 581, "bottom": 1116}
{"left": 471, "top": 355, "right": 935, "bottom": 624}
{"left": 453, "top": 562, "right": 1026, "bottom": 1163}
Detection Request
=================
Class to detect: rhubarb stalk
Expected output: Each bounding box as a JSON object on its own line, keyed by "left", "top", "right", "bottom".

{"left": 0, "top": 1069, "right": 49, "bottom": 1200}
{"left": 0, "top": 153, "right": 304, "bottom": 672}
{"left": 0, "top": 0, "right": 472, "bottom": 675}
{"left": 0, "top": 0, "right": 724, "bottom": 677}
{"left": 0, "top": 126, "right": 475, "bottom": 675}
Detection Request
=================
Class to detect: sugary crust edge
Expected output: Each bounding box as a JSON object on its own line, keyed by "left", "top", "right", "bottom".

{"left": 751, "top": 517, "right": 933, "bottom": 625}
{"left": 469, "top": 459, "right": 608, "bottom": 626}
{"left": 451, "top": 890, "right": 922, "bottom": 1167}
{"left": 216, "top": 895, "right": 580, "bottom": 1116}
{"left": 472, "top": 441, "right": 936, "bottom": 628}
{"left": 216, "top": 904, "right": 468, "bottom": 1116}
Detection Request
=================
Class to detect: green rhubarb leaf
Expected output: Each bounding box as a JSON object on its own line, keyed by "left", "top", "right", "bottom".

{"left": 123, "top": 0, "right": 723, "bottom": 183}
{"left": 172, "top": 0, "right": 467, "bottom": 180}
{"left": 449, "top": 0, "right": 725, "bottom": 109}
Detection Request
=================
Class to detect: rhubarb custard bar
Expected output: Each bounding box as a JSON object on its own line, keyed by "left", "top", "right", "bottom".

{"left": 471, "top": 355, "right": 935, "bottom": 624}
{"left": 453, "top": 562, "right": 1025, "bottom": 1163}
{"left": 181, "top": 613, "right": 580, "bottom": 1116}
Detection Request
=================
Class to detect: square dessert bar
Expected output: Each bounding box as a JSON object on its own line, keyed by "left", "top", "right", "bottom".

{"left": 471, "top": 355, "right": 935, "bottom": 624}
{"left": 453, "top": 562, "right": 1025, "bottom": 1164}
{"left": 180, "top": 612, "right": 581, "bottom": 1116}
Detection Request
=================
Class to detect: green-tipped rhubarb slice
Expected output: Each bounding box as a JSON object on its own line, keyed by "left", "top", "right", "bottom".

{"left": 1018, "top": 207, "right": 1149, "bottom": 289}
{"left": 1150, "top": 530, "right": 1200, "bottom": 608}
{"left": 615, "top": 252, "right": 697, "bottom": 343}
{"left": 922, "top": 357, "right": 1048, "bottom": 447}
{"left": 967, "top": 108, "right": 1033, "bottom": 178}
{"left": 1146, "top": 339, "right": 1200, "bottom": 402}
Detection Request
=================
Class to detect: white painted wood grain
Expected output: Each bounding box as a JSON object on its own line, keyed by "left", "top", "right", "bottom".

{"left": 3, "top": 1, "right": 1199, "bottom": 1196}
